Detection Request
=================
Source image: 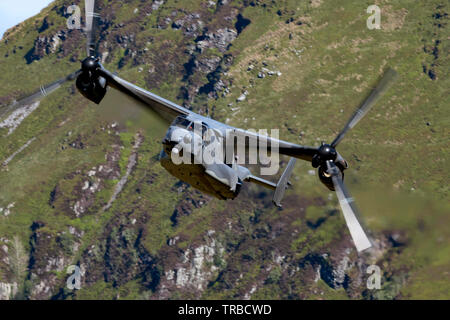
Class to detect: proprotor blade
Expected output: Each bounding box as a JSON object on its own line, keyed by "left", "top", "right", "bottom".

{"left": 326, "top": 161, "right": 372, "bottom": 252}
{"left": 0, "top": 70, "right": 81, "bottom": 119}
{"left": 331, "top": 68, "right": 398, "bottom": 148}
{"left": 85, "top": 0, "right": 98, "bottom": 57}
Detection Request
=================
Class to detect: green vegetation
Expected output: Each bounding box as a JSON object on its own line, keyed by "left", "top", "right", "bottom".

{"left": 0, "top": 0, "right": 448, "bottom": 300}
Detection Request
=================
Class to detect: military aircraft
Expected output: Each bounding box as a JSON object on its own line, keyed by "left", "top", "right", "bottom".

{"left": 0, "top": 0, "right": 398, "bottom": 252}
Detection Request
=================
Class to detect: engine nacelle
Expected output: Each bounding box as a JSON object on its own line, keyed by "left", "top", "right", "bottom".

{"left": 318, "top": 163, "right": 345, "bottom": 191}
{"left": 76, "top": 72, "right": 107, "bottom": 104}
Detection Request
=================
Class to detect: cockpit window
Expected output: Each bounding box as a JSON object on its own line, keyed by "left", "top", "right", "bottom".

{"left": 172, "top": 117, "right": 212, "bottom": 136}
{"left": 173, "top": 116, "right": 192, "bottom": 128}
{"left": 201, "top": 122, "right": 209, "bottom": 135}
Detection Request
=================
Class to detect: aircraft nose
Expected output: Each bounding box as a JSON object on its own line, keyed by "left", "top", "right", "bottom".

{"left": 172, "top": 146, "right": 181, "bottom": 155}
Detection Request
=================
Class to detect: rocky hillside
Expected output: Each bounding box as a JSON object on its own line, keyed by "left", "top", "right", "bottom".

{"left": 0, "top": 0, "right": 448, "bottom": 300}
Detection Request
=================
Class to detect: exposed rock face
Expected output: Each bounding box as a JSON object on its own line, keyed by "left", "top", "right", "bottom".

{"left": 0, "top": 0, "right": 427, "bottom": 301}
{"left": 158, "top": 230, "right": 223, "bottom": 298}
{"left": 24, "top": 32, "right": 66, "bottom": 64}
{"left": 173, "top": 13, "right": 205, "bottom": 38}
{"left": 27, "top": 222, "right": 70, "bottom": 299}
{"left": 102, "top": 133, "right": 143, "bottom": 212}
{"left": 2, "top": 138, "right": 36, "bottom": 167}
{"left": 0, "top": 102, "right": 40, "bottom": 136}
{"left": 174, "top": 242, "right": 219, "bottom": 290}
{"left": 152, "top": 0, "right": 165, "bottom": 11}
{"left": 50, "top": 137, "right": 122, "bottom": 218}
{"left": 80, "top": 214, "right": 160, "bottom": 292}
{"left": 0, "top": 282, "right": 17, "bottom": 300}
{"left": 197, "top": 28, "right": 238, "bottom": 53}
{"left": 160, "top": 3, "right": 249, "bottom": 105}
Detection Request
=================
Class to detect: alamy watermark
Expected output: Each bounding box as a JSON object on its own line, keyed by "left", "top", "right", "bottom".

{"left": 169, "top": 122, "right": 280, "bottom": 176}
{"left": 367, "top": 5, "right": 381, "bottom": 30}
{"left": 66, "top": 5, "right": 100, "bottom": 30}
{"left": 66, "top": 265, "right": 82, "bottom": 290}
{"left": 66, "top": 5, "right": 82, "bottom": 30}
{"left": 366, "top": 264, "right": 381, "bottom": 290}
{"left": 67, "top": 4, "right": 382, "bottom": 31}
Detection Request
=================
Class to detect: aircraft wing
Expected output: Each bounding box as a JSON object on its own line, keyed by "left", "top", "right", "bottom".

{"left": 98, "top": 67, "right": 318, "bottom": 162}
{"left": 98, "top": 67, "right": 191, "bottom": 123}
{"left": 229, "top": 128, "right": 319, "bottom": 162}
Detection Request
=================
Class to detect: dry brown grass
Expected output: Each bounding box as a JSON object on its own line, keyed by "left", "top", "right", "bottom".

{"left": 382, "top": 6, "right": 409, "bottom": 32}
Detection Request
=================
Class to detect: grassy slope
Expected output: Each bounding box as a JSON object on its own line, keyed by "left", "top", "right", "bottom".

{"left": 0, "top": 0, "right": 448, "bottom": 299}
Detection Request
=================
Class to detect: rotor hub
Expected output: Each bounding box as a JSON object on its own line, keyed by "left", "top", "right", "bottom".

{"left": 318, "top": 143, "right": 337, "bottom": 159}
{"left": 312, "top": 143, "right": 337, "bottom": 168}
{"left": 81, "top": 56, "right": 100, "bottom": 72}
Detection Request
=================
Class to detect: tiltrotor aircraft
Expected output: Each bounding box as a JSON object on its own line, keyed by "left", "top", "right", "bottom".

{"left": 0, "top": 0, "right": 398, "bottom": 252}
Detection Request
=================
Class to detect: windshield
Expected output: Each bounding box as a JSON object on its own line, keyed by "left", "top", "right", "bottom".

{"left": 172, "top": 117, "right": 211, "bottom": 134}
{"left": 173, "top": 116, "right": 192, "bottom": 129}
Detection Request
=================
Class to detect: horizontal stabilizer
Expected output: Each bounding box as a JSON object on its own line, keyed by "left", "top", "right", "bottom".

{"left": 247, "top": 175, "right": 277, "bottom": 190}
